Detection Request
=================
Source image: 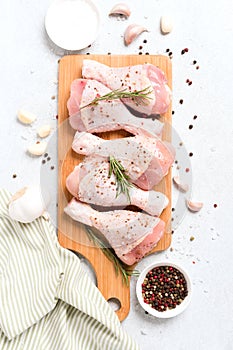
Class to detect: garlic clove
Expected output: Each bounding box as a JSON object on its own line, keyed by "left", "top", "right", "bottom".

{"left": 18, "top": 109, "right": 37, "bottom": 124}
{"left": 160, "top": 15, "right": 173, "bottom": 34}
{"left": 109, "top": 3, "right": 131, "bottom": 17}
{"left": 27, "top": 141, "right": 47, "bottom": 156}
{"left": 186, "top": 200, "right": 203, "bottom": 212}
{"left": 173, "top": 176, "right": 189, "bottom": 192}
{"left": 37, "top": 124, "right": 51, "bottom": 138}
{"left": 124, "top": 24, "right": 148, "bottom": 46}
{"left": 8, "top": 186, "right": 48, "bottom": 223}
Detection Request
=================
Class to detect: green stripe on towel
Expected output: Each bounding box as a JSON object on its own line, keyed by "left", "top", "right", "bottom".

{"left": 0, "top": 189, "right": 139, "bottom": 350}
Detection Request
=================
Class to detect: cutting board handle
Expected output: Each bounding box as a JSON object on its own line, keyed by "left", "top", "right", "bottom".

{"left": 86, "top": 251, "right": 131, "bottom": 321}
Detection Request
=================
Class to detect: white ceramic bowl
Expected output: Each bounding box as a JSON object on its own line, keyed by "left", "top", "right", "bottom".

{"left": 136, "top": 261, "right": 192, "bottom": 318}
{"left": 45, "top": 0, "right": 100, "bottom": 50}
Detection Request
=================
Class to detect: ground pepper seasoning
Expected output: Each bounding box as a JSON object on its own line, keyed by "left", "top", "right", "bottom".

{"left": 142, "top": 265, "right": 188, "bottom": 312}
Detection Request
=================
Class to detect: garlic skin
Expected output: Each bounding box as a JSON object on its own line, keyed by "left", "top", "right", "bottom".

{"left": 8, "top": 186, "right": 48, "bottom": 223}
{"left": 109, "top": 3, "right": 131, "bottom": 18}
{"left": 173, "top": 176, "right": 189, "bottom": 192}
{"left": 124, "top": 24, "right": 148, "bottom": 46}
{"left": 186, "top": 200, "right": 203, "bottom": 212}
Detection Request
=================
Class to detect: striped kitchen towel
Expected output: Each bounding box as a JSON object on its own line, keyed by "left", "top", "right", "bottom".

{"left": 0, "top": 189, "right": 139, "bottom": 350}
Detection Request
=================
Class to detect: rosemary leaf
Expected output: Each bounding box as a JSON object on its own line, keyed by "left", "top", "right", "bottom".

{"left": 108, "top": 156, "right": 134, "bottom": 204}
{"left": 85, "top": 226, "right": 139, "bottom": 286}
{"left": 80, "top": 86, "right": 153, "bottom": 110}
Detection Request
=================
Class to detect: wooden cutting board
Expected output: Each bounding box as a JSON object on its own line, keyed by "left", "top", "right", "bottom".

{"left": 58, "top": 55, "right": 172, "bottom": 321}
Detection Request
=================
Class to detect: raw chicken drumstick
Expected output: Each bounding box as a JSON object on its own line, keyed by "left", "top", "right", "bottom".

{"left": 72, "top": 132, "right": 175, "bottom": 190}
{"left": 66, "top": 159, "right": 169, "bottom": 216}
{"left": 82, "top": 59, "right": 171, "bottom": 115}
{"left": 64, "top": 199, "right": 165, "bottom": 265}
{"left": 67, "top": 79, "right": 164, "bottom": 137}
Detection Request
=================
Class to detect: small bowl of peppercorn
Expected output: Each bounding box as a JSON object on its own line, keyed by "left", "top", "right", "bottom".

{"left": 136, "top": 261, "right": 192, "bottom": 318}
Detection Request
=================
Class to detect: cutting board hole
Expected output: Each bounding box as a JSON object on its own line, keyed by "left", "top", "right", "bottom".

{"left": 107, "top": 298, "right": 121, "bottom": 312}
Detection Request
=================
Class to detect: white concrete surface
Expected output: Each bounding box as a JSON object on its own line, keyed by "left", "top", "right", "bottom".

{"left": 1, "top": 1, "right": 233, "bottom": 349}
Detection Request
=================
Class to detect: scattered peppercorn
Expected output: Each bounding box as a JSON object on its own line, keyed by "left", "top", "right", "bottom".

{"left": 143, "top": 39, "right": 147, "bottom": 43}
{"left": 196, "top": 65, "right": 200, "bottom": 70}
{"left": 138, "top": 52, "right": 143, "bottom": 55}
{"left": 172, "top": 207, "right": 175, "bottom": 212}
{"left": 56, "top": 115, "right": 58, "bottom": 119}
{"left": 86, "top": 52, "right": 90, "bottom": 55}
{"left": 189, "top": 125, "right": 193, "bottom": 129}
{"left": 142, "top": 266, "right": 188, "bottom": 312}
{"left": 188, "top": 81, "right": 192, "bottom": 86}
{"left": 12, "top": 174, "right": 17, "bottom": 179}
{"left": 179, "top": 99, "right": 183, "bottom": 104}
{"left": 51, "top": 166, "right": 55, "bottom": 170}
{"left": 107, "top": 52, "right": 111, "bottom": 55}
{"left": 145, "top": 52, "right": 149, "bottom": 55}
{"left": 172, "top": 110, "right": 175, "bottom": 115}
{"left": 181, "top": 48, "right": 189, "bottom": 55}
{"left": 51, "top": 95, "right": 55, "bottom": 100}
{"left": 190, "top": 236, "right": 195, "bottom": 241}
{"left": 193, "top": 60, "right": 197, "bottom": 65}
{"left": 168, "top": 52, "right": 173, "bottom": 56}
{"left": 213, "top": 204, "right": 218, "bottom": 208}
{"left": 139, "top": 45, "right": 143, "bottom": 50}
{"left": 189, "top": 152, "right": 193, "bottom": 157}
{"left": 42, "top": 160, "right": 46, "bottom": 164}
{"left": 44, "top": 153, "right": 48, "bottom": 158}
{"left": 88, "top": 44, "right": 91, "bottom": 48}
{"left": 47, "top": 157, "right": 51, "bottom": 161}
{"left": 179, "top": 142, "right": 183, "bottom": 146}
{"left": 193, "top": 115, "right": 197, "bottom": 120}
{"left": 185, "top": 168, "right": 190, "bottom": 173}
{"left": 166, "top": 48, "right": 170, "bottom": 52}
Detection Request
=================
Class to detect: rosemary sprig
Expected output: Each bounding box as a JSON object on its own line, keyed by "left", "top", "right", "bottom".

{"left": 85, "top": 226, "right": 139, "bottom": 286}
{"left": 80, "top": 86, "right": 153, "bottom": 110}
{"left": 108, "top": 156, "right": 134, "bottom": 203}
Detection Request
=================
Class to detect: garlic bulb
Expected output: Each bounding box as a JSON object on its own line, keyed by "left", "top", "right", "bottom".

{"left": 8, "top": 186, "right": 48, "bottom": 223}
